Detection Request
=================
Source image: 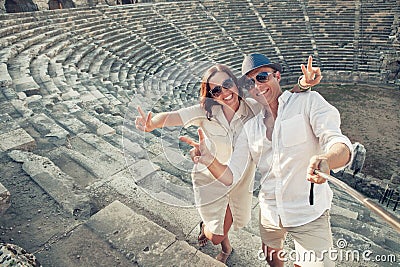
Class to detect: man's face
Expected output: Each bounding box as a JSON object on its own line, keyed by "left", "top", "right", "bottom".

{"left": 246, "top": 66, "right": 282, "bottom": 106}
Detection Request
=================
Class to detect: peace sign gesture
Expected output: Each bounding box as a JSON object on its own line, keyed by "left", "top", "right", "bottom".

{"left": 179, "top": 128, "right": 215, "bottom": 166}
{"left": 180, "top": 128, "right": 233, "bottom": 186}
{"left": 135, "top": 106, "right": 155, "bottom": 132}
{"left": 299, "top": 55, "right": 323, "bottom": 88}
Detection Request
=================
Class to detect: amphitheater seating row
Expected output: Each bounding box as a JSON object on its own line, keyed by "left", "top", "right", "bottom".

{"left": 0, "top": 0, "right": 398, "bottom": 134}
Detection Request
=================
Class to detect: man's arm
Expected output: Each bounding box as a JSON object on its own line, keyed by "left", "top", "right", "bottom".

{"left": 307, "top": 143, "right": 351, "bottom": 184}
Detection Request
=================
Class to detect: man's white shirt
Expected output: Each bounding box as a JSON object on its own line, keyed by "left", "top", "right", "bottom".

{"left": 228, "top": 90, "right": 353, "bottom": 227}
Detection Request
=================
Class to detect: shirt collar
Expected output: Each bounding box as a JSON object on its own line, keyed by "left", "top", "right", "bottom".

{"left": 236, "top": 99, "right": 249, "bottom": 119}
{"left": 211, "top": 100, "right": 248, "bottom": 120}
{"left": 260, "top": 91, "right": 292, "bottom": 116}
{"left": 279, "top": 90, "right": 292, "bottom": 105}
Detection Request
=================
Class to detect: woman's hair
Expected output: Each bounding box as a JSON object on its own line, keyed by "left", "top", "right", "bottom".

{"left": 199, "top": 64, "right": 243, "bottom": 120}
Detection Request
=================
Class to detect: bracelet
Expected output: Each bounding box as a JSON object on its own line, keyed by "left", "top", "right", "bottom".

{"left": 297, "top": 75, "right": 311, "bottom": 91}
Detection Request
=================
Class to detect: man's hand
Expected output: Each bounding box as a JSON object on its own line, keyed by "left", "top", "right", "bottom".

{"left": 307, "top": 155, "right": 329, "bottom": 184}
{"left": 135, "top": 106, "right": 155, "bottom": 132}
{"left": 300, "top": 55, "right": 322, "bottom": 87}
{"left": 179, "top": 128, "right": 215, "bottom": 166}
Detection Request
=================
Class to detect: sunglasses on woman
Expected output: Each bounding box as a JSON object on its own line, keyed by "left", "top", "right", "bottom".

{"left": 209, "top": 78, "right": 235, "bottom": 97}
{"left": 241, "top": 72, "right": 275, "bottom": 91}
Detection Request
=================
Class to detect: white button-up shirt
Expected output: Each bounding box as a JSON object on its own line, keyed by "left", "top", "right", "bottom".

{"left": 229, "top": 90, "right": 353, "bottom": 227}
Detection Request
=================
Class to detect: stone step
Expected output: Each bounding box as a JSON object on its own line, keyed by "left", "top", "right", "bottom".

{"left": 0, "top": 128, "right": 36, "bottom": 152}
{"left": 44, "top": 132, "right": 143, "bottom": 189}
{"left": 8, "top": 150, "right": 91, "bottom": 218}
{"left": 86, "top": 200, "right": 225, "bottom": 266}
{"left": 38, "top": 223, "right": 138, "bottom": 267}
{"left": 67, "top": 132, "right": 132, "bottom": 175}
{"left": 94, "top": 168, "right": 264, "bottom": 266}
{"left": 75, "top": 110, "right": 116, "bottom": 136}
{"left": 0, "top": 62, "right": 12, "bottom": 87}
{"left": 27, "top": 113, "right": 70, "bottom": 147}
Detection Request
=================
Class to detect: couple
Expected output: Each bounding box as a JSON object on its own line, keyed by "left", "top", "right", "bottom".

{"left": 135, "top": 54, "right": 352, "bottom": 266}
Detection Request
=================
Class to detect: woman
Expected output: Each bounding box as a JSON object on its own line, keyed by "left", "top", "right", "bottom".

{"left": 135, "top": 64, "right": 261, "bottom": 263}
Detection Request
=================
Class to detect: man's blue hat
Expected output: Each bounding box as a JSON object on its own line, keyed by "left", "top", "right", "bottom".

{"left": 241, "top": 53, "right": 282, "bottom": 75}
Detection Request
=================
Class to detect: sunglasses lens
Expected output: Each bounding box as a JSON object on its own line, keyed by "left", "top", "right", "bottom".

{"left": 242, "top": 78, "right": 255, "bottom": 90}
{"left": 222, "top": 78, "right": 234, "bottom": 89}
{"left": 209, "top": 78, "right": 235, "bottom": 97}
{"left": 256, "top": 72, "right": 270, "bottom": 83}
{"left": 210, "top": 86, "right": 222, "bottom": 97}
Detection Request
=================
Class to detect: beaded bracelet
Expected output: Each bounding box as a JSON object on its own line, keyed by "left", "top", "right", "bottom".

{"left": 297, "top": 75, "right": 311, "bottom": 91}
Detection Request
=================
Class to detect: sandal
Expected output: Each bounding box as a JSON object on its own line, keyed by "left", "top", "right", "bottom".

{"left": 215, "top": 247, "right": 233, "bottom": 264}
{"left": 198, "top": 221, "right": 208, "bottom": 247}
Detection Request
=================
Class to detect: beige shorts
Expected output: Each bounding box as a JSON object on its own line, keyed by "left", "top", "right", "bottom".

{"left": 259, "top": 210, "right": 334, "bottom": 267}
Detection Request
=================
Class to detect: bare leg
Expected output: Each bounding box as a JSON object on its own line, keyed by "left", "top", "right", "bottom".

{"left": 262, "top": 242, "right": 284, "bottom": 267}
{"left": 210, "top": 205, "right": 233, "bottom": 264}
{"left": 204, "top": 205, "right": 233, "bottom": 243}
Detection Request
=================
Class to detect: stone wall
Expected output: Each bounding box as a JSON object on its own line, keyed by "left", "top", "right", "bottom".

{"left": 2, "top": 0, "right": 38, "bottom": 13}
{"left": 0, "top": 0, "right": 95, "bottom": 12}
{"left": 0, "top": 0, "right": 146, "bottom": 12}
{"left": 0, "top": 1, "right": 5, "bottom": 13}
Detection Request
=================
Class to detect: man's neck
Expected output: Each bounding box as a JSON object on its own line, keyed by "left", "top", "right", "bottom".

{"left": 266, "top": 100, "right": 279, "bottom": 119}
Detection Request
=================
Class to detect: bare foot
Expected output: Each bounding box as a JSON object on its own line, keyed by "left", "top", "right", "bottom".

{"left": 198, "top": 221, "right": 208, "bottom": 247}
{"left": 215, "top": 247, "right": 233, "bottom": 264}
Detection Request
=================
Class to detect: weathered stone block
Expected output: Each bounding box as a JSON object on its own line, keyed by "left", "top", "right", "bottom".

{"left": 0, "top": 128, "right": 36, "bottom": 151}
{"left": 129, "top": 159, "right": 160, "bottom": 183}
{"left": 0, "top": 182, "right": 11, "bottom": 214}
{"left": 96, "top": 123, "right": 115, "bottom": 136}
{"left": 86, "top": 200, "right": 224, "bottom": 266}
{"left": 0, "top": 62, "right": 12, "bottom": 86}
{"left": 331, "top": 204, "right": 358, "bottom": 220}
{"left": 8, "top": 150, "right": 91, "bottom": 218}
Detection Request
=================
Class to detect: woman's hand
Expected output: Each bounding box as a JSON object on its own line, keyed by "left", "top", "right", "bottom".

{"left": 179, "top": 128, "right": 215, "bottom": 166}
{"left": 135, "top": 106, "right": 155, "bottom": 132}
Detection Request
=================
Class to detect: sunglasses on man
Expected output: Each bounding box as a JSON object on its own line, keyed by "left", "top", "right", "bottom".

{"left": 208, "top": 78, "right": 235, "bottom": 97}
{"left": 241, "top": 72, "right": 275, "bottom": 91}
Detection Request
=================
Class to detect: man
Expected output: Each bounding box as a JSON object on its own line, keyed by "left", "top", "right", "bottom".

{"left": 180, "top": 54, "right": 352, "bottom": 266}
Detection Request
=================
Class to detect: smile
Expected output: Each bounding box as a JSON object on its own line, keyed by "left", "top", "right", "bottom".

{"left": 223, "top": 94, "right": 233, "bottom": 100}
{"left": 256, "top": 90, "right": 267, "bottom": 96}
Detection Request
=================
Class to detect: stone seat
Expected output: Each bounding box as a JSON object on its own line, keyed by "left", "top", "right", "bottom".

{"left": 30, "top": 56, "right": 63, "bottom": 96}
{"left": 62, "top": 38, "right": 95, "bottom": 67}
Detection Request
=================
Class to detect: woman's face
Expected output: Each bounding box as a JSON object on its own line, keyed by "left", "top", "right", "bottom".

{"left": 208, "top": 71, "right": 240, "bottom": 112}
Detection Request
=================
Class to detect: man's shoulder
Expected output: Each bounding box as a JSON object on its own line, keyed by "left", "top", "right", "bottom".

{"left": 291, "top": 90, "right": 327, "bottom": 103}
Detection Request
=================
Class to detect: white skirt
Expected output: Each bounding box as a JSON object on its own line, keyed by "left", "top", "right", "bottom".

{"left": 191, "top": 162, "right": 256, "bottom": 235}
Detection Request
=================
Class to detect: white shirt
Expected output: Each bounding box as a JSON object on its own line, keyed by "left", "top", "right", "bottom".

{"left": 229, "top": 90, "right": 353, "bottom": 227}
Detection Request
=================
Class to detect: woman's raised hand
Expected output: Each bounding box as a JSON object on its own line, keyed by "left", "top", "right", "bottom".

{"left": 135, "top": 106, "right": 155, "bottom": 132}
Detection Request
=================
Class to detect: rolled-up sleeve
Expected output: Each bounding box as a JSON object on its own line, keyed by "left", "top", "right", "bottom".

{"left": 177, "top": 104, "right": 205, "bottom": 127}
{"left": 309, "top": 93, "right": 354, "bottom": 170}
